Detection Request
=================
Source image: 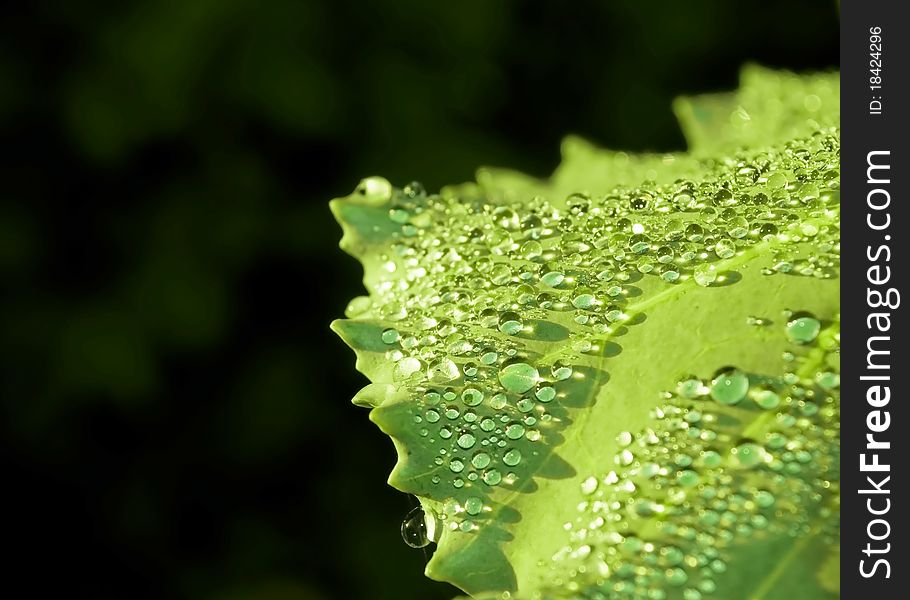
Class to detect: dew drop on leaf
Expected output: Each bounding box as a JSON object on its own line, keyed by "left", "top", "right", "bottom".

{"left": 710, "top": 368, "right": 749, "bottom": 405}
{"left": 472, "top": 452, "right": 491, "bottom": 469}
{"left": 482, "top": 469, "right": 502, "bottom": 486}
{"left": 785, "top": 315, "right": 821, "bottom": 343}
{"left": 428, "top": 358, "right": 460, "bottom": 383}
{"left": 457, "top": 433, "right": 476, "bottom": 449}
{"left": 461, "top": 388, "right": 484, "bottom": 406}
{"left": 499, "top": 362, "right": 539, "bottom": 393}
{"left": 693, "top": 264, "right": 717, "bottom": 287}
{"left": 464, "top": 497, "right": 483, "bottom": 516}
{"left": 732, "top": 442, "right": 766, "bottom": 468}
{"left": 753, "top": 388, "right": 781, "bottom": 409}
{"left": 503, "top": 448, "right": 522, "bottom": 466}
{"left": 505, "top": 423, "right": 526, "bottom": 439}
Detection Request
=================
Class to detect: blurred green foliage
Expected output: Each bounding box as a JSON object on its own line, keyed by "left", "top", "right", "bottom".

{"left": 0, "top": 1, "right": 836, "bottom": 598}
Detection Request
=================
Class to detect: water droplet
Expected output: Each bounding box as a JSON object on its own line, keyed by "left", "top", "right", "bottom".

{"left": 551, "top": 362, "right": 573, "bottom": 380}
{"left": 480, "top": 351, "right": 499, "bottom": 365}
{"left": 710, "top": 368, "right": 749, "bottom": 405}
{"left": 464, "top": 497, "right": 483, "bottom": 516}
{"left": 462, "top": 388, "right": 484, "bottom": 406}
{"left": 381, "top": 328, "right": 400, "bottom": 344}
{"left": 700, "top": 450, "right": 722, "bottom": 468}
{"left": 457, "top": 433, "right": 477, "bottom": 449}
{"left": 401, "top": 505, "right": 434, "bottom": 548}
{"left": 490, "top": 264, "right": 512, "bottom": 286}
{"left": 499, "top": 362, "right": 539, "bottom": 393}
{"left": 714, "top": 239, "right": 735, "bottom": 259}
{"left": 395, "top": 357, "right": 422, "bottom": 379}
{"left": 535, "top": 386, "right": 556, "bottom": 403}
{"left": 677, "top": 469, "right": 700, "bottom": 487}
{"left": 541, "top": 271, "right": 565, "bottom": 287}
{"left": 506, "top": 423, "right": 526, "bottom": 439}
{"left": 521, "top": 240, "right": 543, "bottom": 259}
{"left": 693, "top": 264, "right": 717, "bottom": 287}
{"left": 472, "top": 452, "right": 491, "bottom": 469}
{"left": 753, "top": 389, "right": 780, "bottom": 409}
{"left": 816, "top": 371, "right": 839, "bottom": 389}
{"left": 498, "top": 311, "right": 524, "bottom": 335}
{"left": 572, "top": 293, "right": 597, "bottom": 309}
{"left": 683, "top": 589, "right": 702, "bottom": 600}
{"left": 581, "top": 476, "right": 599, "bottom": 495}
{"left": 677, "top": 377, "right": 705, "bottom": 398}
{"left": 428, "top": 358, "right": 460, "bottom": 383}
{"left": 661, "top": 264, "right": 681, "bottom": 282}
{"left": 786, "top": 315, "right": 821, "bottom": 343}
{"left": 482, "top": 469, "right": 502, "bottom": 486}
{"left": 355, "top": 176, "right": 393, "bottom": 204}
{"left": 754, "top": 489, "right": 775, "bottom": 508}
{"left": 665, "top": 567, "right": 688, "bottom": 586}
{"left": 732, "top": 442, "right": 766, "bottom": 468}
{"left": 503, "top": 448, "right": 522, "bottom": 466}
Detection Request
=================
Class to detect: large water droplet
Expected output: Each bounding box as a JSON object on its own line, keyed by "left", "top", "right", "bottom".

{"left": 457, "top": 433, "right": 477, "bottom": 449}
{"left": 428, "top": 358, "right": 460, "bottom": 383}
{"left": 355, "top": 176, "right": 392, "bottom": 204}
{"left": 541, "top": 271, "right": 565, "bottom": 287}
{"left": 710, "top": 368, "right": 749, "bottom": 405}
{"left": 482, "top": 469, "right": 502, "bottom": 485}
{"left": 464, "top": 497, "right": 483, "bottom": 516}
{"left": 580, "top": 476, "right": 598, "bottom": 495}
{"left": 499, "top": 362, "right": 539, "bottom": 393}
{"left": 401, "top": 505, "right": 436, "bottom": 548}
{"left": 693, "top": 264, "right": 717, "bottom": 287}
{"left": 461, "top": 388, "right": 484, "bottom": 406}
{"left": 503, "top": 448, "right": 522, "bottom": 466}
{"left": 472, "top": 452, "right": 491, "bottom": 469}
{"left": 732, "top": 442, "right": 766, "bottom": 468}
{"left": 395, "top": 357, "right": 423, "bottom": 379}
{"left": 786, "top": 315, "right": 821, "bottom": 343}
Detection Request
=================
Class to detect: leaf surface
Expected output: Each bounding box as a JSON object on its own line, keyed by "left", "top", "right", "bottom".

{"left": 332, "top": 67, "right": 840, "bottom": 599}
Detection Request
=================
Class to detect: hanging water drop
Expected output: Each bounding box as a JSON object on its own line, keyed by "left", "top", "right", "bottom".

{"left": 401, "top": 505, "right": 436, "bottom": 548}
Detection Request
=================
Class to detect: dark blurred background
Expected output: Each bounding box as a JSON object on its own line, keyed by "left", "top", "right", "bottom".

{"left": 1, "top": 1, "right": 837, "bottom": 598}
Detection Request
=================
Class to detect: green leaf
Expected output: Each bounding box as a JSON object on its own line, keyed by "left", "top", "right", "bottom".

{"left": 331, "top": 67, "right": 839, "bottom": 599}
